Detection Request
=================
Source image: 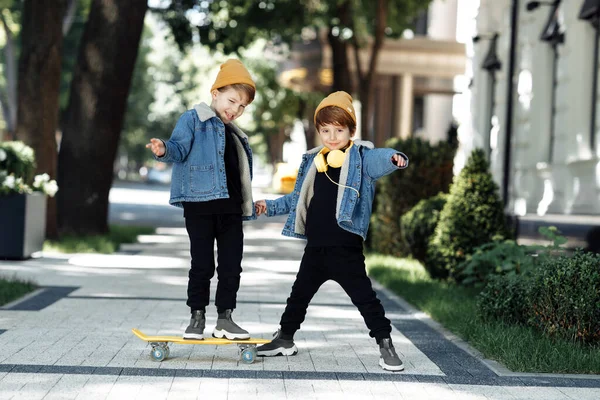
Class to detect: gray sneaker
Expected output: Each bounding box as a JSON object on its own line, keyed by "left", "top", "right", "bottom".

{"left": 256, "top": 329, "right": 298, "bottom": 357}
{"left": 378, "top": 338, "right": 404, "bottom": 371}
{"left": 212, "top": 309, "right": 250, "bottom": 340}
{"left": 183, "top": 310, "right": 205, "bottom": 340}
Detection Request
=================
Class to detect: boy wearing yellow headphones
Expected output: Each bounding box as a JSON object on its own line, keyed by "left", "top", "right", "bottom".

{"left": 253, "top": 91, "right": 408, "bottom": 372}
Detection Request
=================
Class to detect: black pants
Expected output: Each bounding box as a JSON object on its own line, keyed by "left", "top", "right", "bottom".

{"left": 280, "top": 246, "right": 392, "bottom": 341}
{"left": 184, "top": 214, "right": 243, "bottom": 311}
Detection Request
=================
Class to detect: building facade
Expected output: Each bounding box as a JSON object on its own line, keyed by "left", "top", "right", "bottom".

{"left": 467, "top": 0, "right": 600, "bottom": 249}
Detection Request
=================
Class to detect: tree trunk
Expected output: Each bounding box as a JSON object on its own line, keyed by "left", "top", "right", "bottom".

{"left": 327, "top": 1, "right": 353, "bottom": 94}
{"left": 58, "top": 0, "right": 148, "bottom": 235}
{"left": 15, "top": 0, "right": 66, "bottom": 239}
{"left": 351, "top": 0, "right": 387, "bottom": 142}
{"left": 0, "top": 13, "right": 17, "bottom": 138}
{"left": 327, "top": 31, "right": 353, "bottom": 94}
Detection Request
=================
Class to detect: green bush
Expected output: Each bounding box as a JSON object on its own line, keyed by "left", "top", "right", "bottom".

{"left": 400, "top": 192, "right": 447, "bottom": 264}
{"left": 458, "top": 239, "right": 535, "bottom": 285}
{"left": 369, "top": 137, "right": 457, "bottom": 256}
{"left": 427, "top": 148, "right": 509, "bottom": 280}
{"left": 478, "top": 273, "right": 531, "bottom": 324}
{"left": 527, "top": 250, "right": 600, "bottom": 344}
{"left": 458, "top": 226, "right": 568, "bottom": 286}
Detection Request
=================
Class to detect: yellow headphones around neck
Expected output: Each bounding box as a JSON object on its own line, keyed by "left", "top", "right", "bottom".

{"left": 314, "top": 141, "right": 353, "bottom": 173}
{"left": 313, "top": 141, "right": 359, "bottom": 197}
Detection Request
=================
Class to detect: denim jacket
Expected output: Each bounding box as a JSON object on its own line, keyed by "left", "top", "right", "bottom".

{"left": 155, "top": 103, "right": 256, "bottom": 220}
{"left": 265, "top": 140, "right": 408, "bottom": 240}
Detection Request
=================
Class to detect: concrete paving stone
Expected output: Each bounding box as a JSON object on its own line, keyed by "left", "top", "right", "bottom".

{"left": 91, "top": 366, "right": 121, "bottom": 376}
{"left": 165, "top": 376, "right": 202, "bottom": 400}
{"left": 9, "top": 364, "right": 43, "bottom": 373}
{"left": 282, "top": 379, "right": 317, "bottom": 399}
{"left": 366, "top": 380, "right": 402, "bottom": 396}
{"left": 450, "top": 384, "right": 517, "bottom": 400}
{"left": 422, "top": 382, "right": 463, "bottom": 400}
{"left": 395, "top": 381, "right": 440, "bottom": 400}
{"left": 42, "top": 374, "right": 91, "bottom": 400}
{"left": 104, "top": 375, "right": 146, "bottom": 400}
{"left": 134, "top": 375, "right": 174, "bottom": 400}
{"left": 254, "top": 378, "right": 287, "bottom": 398}
{"left": 339, "top": 379, "right": 375, "bottom": 399}
{"left": 557, "top": 387, "right": 600, "bottom": 400}
{"left": 39, "top": 365, "right": 96, "bottom": 375}
{"left": 503, "top": 385, "right": 575, "bottom": 400}
{"left": 197, "top": 377, "right": 229, "bottom": 400}
{"left": 122, "top": 367, "right": 176, "bottom": 377}
{"left": 8, "top": 373, "right": 62, "bottom": 400}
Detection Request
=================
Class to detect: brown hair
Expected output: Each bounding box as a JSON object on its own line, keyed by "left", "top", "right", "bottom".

{"left": 218, "top": 83, "right": 255, "bottom": 104}
{"left": 315, "top": 106, "right": 356, "bottom": 134}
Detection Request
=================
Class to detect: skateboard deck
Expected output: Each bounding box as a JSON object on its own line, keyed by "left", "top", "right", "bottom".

{"left": 132, "top": 328, "right": 270, "bottom": 363}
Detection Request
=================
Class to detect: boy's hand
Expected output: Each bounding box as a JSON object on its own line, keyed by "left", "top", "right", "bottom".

{"left": 392, "top": 153, "right": 407, "bottom": 168}
{"left": 146, "top": 138, "right": 166, "bottom": 157}
{"left": 254, "top": 200, "right": 267, "bottom": 216}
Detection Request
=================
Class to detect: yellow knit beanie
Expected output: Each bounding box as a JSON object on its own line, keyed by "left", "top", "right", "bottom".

{"left": 314, "top": 91, "right": 356, "bottom": 124}
{"left": 210, "top": 59, "right": 256, "bottom": 92}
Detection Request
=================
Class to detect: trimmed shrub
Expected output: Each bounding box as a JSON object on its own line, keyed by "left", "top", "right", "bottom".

{"left": 478, "top": 273, "right": 531, "bottom": 324}
{"left": 400, "top": 192, "right": 448, "bottom": 264}
{"left": 427, "top": 149, "right": 509, "bottom": 280}
{"left": 527, "top": 250, "right": 600, "bottom": 344}
{"left": 369, "top": 137, "right": 457, "bottom": 256}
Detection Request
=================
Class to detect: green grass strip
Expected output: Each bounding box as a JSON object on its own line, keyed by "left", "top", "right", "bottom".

{"left": 0, "top": 276, "right": 37, "bottom": 307}
{"left": 366, "top": 254, "right": 600, "bottom": 374}
{"left": 44, "top": 225, "right": 155, "bottom": 254}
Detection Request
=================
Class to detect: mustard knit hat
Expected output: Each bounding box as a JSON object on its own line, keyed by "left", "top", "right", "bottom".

{"left": 210, "top": 59, "right": 256, "bottom": 92}
{"left": 314, "top": 91, "right": 356, "bottom": 124}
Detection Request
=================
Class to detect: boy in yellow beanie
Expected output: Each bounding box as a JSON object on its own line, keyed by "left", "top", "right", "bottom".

{"left": 146, "top": 59, "right": 256, "bottom": 340}
{"left": 254, "top": 91, "right": 409, "bottom": 372}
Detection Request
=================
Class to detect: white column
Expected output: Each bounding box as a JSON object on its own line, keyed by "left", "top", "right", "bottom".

{"left": 423, "top": 95, "right": 453, "bottom": 143}
{"left": 398, "top": 74, "right": 414, "bottom": 139}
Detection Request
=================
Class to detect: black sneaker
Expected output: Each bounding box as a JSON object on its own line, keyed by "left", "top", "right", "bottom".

{"left": 213, "top": 309, "right": 250, "bottom": 340}
{"left": 183, "top": 310, "right": 205, "bottom": 340}
{"left": 256, "top": 329, "right": 298, "bottom": 357}
{"left": 378, "top": 338, "right": 404, "bottom": 371}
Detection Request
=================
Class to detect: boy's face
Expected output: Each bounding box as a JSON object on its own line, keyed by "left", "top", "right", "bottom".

{"left": 210, "top": 87, "right": 249, "bottom": 124}
{"left": 317, "top": 123, "right": 353, "bottom": 151}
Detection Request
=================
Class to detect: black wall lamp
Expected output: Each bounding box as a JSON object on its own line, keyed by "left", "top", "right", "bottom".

{"left": 474, "top": 33, "right": 502, "bottom": 157}
{"left": 578, "top": 0, "right": 600, "bottom": 155}
{"left": 526, "top": 0, "right": 564, "bottom": 163}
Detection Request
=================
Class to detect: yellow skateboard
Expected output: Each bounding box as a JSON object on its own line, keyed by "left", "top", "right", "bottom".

{"left": 132, "top": 328, "right": 270, "bottom": 364}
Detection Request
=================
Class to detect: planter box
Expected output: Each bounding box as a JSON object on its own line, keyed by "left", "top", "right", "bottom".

{"left": 0, "top": 193, "right": 47, "bottom": 259}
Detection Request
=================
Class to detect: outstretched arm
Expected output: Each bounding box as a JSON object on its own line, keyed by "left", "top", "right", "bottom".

{"left": 362, "top": 148, "right": 409, "bottom": 180}
{"left": 147, "top": 111, "right": 195, "bottom": 163}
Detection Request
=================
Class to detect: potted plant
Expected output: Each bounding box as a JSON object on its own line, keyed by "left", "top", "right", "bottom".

{"left": 0, "top": 141, "right": 58, "bottom": 259}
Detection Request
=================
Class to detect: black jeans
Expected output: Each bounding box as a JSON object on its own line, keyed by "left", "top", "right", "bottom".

{"left": 184, "top": 214, "right": 243, "bottom": 311}
{"left": 280, "top": 246, "right": 392, "bottom": 341}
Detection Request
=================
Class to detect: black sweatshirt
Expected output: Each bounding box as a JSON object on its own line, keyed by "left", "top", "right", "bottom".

{"left": 305, "top": 159, "right": 363, "bottom": 248}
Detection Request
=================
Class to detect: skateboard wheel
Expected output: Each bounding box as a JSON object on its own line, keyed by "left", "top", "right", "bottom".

{"left": 163, "top": 345, "right": 170, "bottom": 359}
{"left": 240, "top": 347, "right": 256, "bottom": 364}
{"left": 151, "top": 346, "right": 166, "bottom": 362}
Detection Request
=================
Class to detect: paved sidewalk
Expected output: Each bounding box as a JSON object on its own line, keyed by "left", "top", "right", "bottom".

{"left": 0, "top": 189, "right": 599, "bottom": 399}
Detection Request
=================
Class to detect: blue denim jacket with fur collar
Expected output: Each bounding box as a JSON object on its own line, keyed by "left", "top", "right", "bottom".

{"left": 265, "top": 140, "right": 408, "bottom": 240}
{"left": 155, "top": 102, "right": 256, "bottom": 220}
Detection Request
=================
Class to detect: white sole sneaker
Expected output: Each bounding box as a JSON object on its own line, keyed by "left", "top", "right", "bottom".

{"left": 257, "top": 345, "right": 298, "bottom": 357}
{"left": 379, "top": 358, "right": 405, "bottom": 372}
{"left": 183, "top": 333, "right": 204, "bottom": 340}
{"left": 213, "top": 329, "right": 250, "bottom": 340}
